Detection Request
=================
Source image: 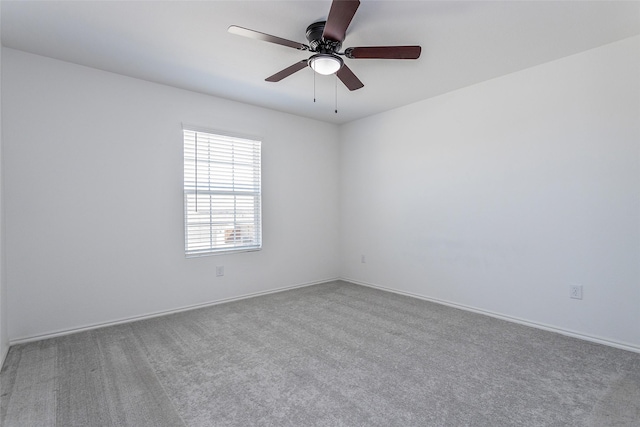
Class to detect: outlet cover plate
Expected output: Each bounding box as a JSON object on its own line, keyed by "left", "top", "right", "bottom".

{"left": 570, "top": 285, "right": 583, "bottom": 300}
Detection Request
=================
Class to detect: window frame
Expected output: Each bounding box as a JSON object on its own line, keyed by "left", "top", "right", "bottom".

{"left": 183, "top": 126, "right": 262, "bottom": 257}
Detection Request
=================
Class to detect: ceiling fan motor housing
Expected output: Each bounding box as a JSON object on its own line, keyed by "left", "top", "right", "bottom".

{"left": 306, "top": 21, "right": 342, "bottom": 53}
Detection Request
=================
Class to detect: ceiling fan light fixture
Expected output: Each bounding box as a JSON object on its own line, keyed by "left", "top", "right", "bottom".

{"left": 308, "top": 53, "right": 343, "bottom": 75}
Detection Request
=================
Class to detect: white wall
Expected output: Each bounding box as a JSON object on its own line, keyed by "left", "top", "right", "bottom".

{"left": 0, "top": 7, "right": 8, "bottom": 366}
{"left": 3, "top": 48, "right": 340, "bottom": 341}
{"left": 340, "top": 36, "right": 640, "bottom": 349}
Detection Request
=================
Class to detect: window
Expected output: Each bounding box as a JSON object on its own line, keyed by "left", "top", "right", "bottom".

{"left": 183, "top": 128, "right": 262, "bottom": 257}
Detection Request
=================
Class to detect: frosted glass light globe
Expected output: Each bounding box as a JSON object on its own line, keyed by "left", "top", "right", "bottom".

{"left": 309, "top": 54, "right": 343, "bottom": 75}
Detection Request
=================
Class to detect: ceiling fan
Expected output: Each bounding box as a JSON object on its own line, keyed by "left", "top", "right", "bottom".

{"left": 228, "top": 0, "right": 421, "bottom": 91}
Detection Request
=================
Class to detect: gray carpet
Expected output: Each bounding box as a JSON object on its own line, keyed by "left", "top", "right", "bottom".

{"left": 1, "top": 280, "right": 639, "bottom": 426}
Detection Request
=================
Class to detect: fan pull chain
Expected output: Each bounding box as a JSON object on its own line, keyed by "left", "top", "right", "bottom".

{"left": 335, "top": 74, "right": 338, "bottom": 114}
{"left": 194, "top": 132, "right": 198, "bottom": 212}
{"left": 313, "top": 72, "right": 316, "bottom": 103}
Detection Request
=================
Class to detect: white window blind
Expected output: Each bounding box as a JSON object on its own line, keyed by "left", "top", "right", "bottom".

{"left": 183, "top": 129, "right": 262, "bottom": 257}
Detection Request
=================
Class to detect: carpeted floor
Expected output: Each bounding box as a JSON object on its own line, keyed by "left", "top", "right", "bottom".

{"left": 2, "top": 280, "right": 639, "bottom": 426}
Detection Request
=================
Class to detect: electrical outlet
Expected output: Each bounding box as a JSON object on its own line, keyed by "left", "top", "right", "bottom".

{"left": 361, "top": 255, "right": 366, "bottom": 263}
{"left": 569, "top": 285, "right": 583, "bottom": 300}
{"left": 216, "top": 266, "right": 224, "bottom": 277}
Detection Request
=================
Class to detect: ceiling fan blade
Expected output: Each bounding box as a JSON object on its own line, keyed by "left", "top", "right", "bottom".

{"left": 345, "top": 46, "right": 422, "bottom": 59}
{"left": 336, "top": 64, "right": 364, "bottom": 91}
{"left": 228, "top": 26, "right": 309, "bottom": 50}
{"left": 265, "top": 60, "right": 309, "bottom": 82}
{"left": 322, "top": 0, "right": 360, "bottom": 42}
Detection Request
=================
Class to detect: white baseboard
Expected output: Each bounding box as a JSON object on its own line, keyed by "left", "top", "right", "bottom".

{"left": 341, "top": 277, "right": 640, "bottom": 354}
{"left": 0, "top": 344, "right": 8, "bottom": 370}
{"left": 9, "top": 277, "right": 340, "bottom": 346}
{"left": 10, "top": 276, "right": 639, "bottom": 355}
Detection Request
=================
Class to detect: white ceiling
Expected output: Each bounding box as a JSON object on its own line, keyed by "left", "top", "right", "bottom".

{"left": 2, "top": 1, "right": 639, "bottom": 124}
